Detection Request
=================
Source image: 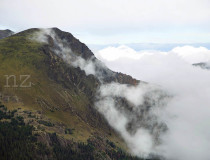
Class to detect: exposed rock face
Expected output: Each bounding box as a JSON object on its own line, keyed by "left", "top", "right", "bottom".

{"left": 39, "top": 28, "right": 139, "bottom": 89}
{"left": 51, "top": 28, "right": 95, "bottom": 60}
{"left": 48, "top": 28, "right": 139, "bottom": 84}
{"left": 0, "top": 29, "right": 14, "bottom": 39}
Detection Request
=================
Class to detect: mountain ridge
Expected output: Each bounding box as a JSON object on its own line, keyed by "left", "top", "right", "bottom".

{"left": 0, "top": 27, "right": 161, "bottom": 159}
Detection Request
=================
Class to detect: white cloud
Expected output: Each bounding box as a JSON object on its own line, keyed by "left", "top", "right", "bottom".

{"left": 97, "top": 45, "right": 142, "bottom": 61}
{"left": 95, "top": 45, "right": 210, "bottom": 160}
{"left": 172, "top": 46, "right": 210, "bottom": 64}
{"left": 96, "top": 46, "right": 210, "bottom": 81}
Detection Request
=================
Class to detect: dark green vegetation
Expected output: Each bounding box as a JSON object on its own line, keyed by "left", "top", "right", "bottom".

{"left": 38, "top": 120, "right": 54, "bottom": 127}
{"left": 0, "top": 104, "right": 49, "bottom": 160}
{"left": 0, "top": 104, "right": 148, "bottom": 160}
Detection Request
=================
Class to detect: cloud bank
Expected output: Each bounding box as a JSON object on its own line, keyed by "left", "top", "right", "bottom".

{"left": 95, "top": 45, "right": 210, "bottom": 160}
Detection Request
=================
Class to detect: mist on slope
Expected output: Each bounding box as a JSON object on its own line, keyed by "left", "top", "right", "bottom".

{"left": 95, "top": 45, "right": 210, "bottom": 160}
{"left": 34, "top": 29, "right": 113, "bottom": 81}
{"left": 95, "top": 82, "right": 171, "bottom": 158}
{"left": 33, "top": 29, "right": 99, "bottom": 76}
{"left": 33, "top": 30, "right": 210, "bottom": 160}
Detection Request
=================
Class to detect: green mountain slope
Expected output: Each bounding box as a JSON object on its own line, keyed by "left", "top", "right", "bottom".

{"left": 0, "top": 28, "right": 152, "bottom": 159}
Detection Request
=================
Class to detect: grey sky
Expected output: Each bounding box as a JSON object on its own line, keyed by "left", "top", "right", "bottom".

{"left": 1, "top": 0, "right": 210, "bottom": 44}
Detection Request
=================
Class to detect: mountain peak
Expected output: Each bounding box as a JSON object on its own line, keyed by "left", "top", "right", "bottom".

{"left": 0, "top": 29, "right": 14, "bottom": 39}
{"left": 0, "top": 27, "right": 161, "bottom": 159}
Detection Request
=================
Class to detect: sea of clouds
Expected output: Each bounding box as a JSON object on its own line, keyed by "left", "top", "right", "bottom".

{"left": 95, "top": 45, "right": 210, "bottom": 160}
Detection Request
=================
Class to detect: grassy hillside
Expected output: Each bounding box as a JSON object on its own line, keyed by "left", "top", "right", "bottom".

{"left": 0, "top": 29, "right": 123, "bottom": 146}
{"left": 0, "top": 104, "right": 147, "bottom": 160}
{"left": 0, "top": 28, "right": 160, "bottom": 159}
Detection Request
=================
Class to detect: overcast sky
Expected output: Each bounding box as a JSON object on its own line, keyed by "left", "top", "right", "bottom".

{"left": 1, "top": 0, "right": 210, "bottom": 44}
